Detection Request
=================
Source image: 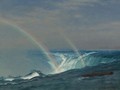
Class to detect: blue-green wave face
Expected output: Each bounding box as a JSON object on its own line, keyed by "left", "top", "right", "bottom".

{"left": 51, "top": 50, "right": 120, "bottom": 73}
{"left": 0, "top": 22, "right": 53, "bottom": 77}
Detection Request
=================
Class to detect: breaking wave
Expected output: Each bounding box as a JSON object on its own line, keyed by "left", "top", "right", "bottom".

{"left": 52, "top": 50, "right": 120, "bottom": 73}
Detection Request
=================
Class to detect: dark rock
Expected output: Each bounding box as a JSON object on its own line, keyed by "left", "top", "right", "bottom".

{"left": 81, "top": 71, "right": 113, "bottom": 77}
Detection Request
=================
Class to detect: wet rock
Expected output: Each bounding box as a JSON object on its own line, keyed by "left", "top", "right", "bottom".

{"left": 81, "top": 71, "right": 113, "bottom": 77}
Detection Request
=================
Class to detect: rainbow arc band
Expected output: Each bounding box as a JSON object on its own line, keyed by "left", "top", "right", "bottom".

{"left": 0, "top": 19, "right": 58, "bottom": 73}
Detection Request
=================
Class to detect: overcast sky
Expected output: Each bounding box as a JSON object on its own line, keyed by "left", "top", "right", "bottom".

{"left": 0, "top": 0, "right": 120, "bottom": 50}
{"left": 0, "top": 0, "right": 120, "bottom": 76}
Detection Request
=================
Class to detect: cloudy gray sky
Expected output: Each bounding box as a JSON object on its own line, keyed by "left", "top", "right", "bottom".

{"left": 0, "top": 0, "right": 120, "bottom": 76}
{"left": 0, "top": 0, "right": 120, "bottom": 50}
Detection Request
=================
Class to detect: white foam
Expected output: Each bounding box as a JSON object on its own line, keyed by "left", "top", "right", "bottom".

{"left": 21, "top": 72, "right": 40, "bottom": 80}
{"left": 5, "top": 78, "right": 14, "bottom": 81}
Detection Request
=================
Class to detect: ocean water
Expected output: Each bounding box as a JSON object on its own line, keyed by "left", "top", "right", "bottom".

{"left": 51, "top": 50, "right": 120, "bottom": 73}
{"left": 0, "top": 50, "right": 120, "bottom": 90}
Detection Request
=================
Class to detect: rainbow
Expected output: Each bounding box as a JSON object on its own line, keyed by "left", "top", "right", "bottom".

{"left": 0, "top": 18, "right": 58, "bottom": 73}
{"left": 60, "top": 32, "right": 85, "bottom": 67}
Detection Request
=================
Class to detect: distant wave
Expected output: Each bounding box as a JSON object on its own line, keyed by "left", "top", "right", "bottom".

{"left": 0, "top": 70, "right": 45, "bottom": 85}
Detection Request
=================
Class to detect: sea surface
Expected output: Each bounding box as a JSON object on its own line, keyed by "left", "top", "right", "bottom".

{"left": 0, "top": 50, "right": 120, "bottom": 90}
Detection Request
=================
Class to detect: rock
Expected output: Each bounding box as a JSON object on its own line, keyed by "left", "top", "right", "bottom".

{"left": 81, "top": 71, "right": 113, "bottom": 77}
